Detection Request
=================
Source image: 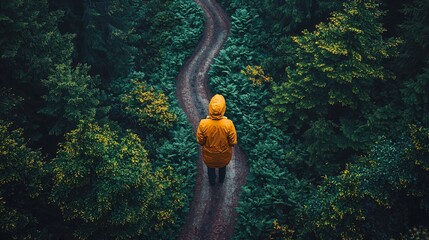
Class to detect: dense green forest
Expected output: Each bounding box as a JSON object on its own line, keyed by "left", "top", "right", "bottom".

{"left": 212, "top": 0, "right": 429, "bottom": 239}
{"left": 1, "top": 0, "right": 202, "bottom": 239}
{"left": 1, "top": 0, "right": 428, "bottom": 239}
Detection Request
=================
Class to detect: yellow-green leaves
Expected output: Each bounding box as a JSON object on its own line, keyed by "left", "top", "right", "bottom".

{"left": 266, "top": 0, "right": 403, "bottom": 178}
{"left": 241, "top": 65, "right": 273, "bottom": 86}
{"left": 120, "top": 80, "right": 177, "bottom": 133}
{"left": 40, "top": 63, "right": 105, "bottom": 136}
{"left": 50, "top": 121, "right": 184, "bottom": 239}
{"left": 268, "top": 0, "right": 401, "bottom": 132}
{"left": 408, "top": 124, "right": 429, "bottom": 171}
{"left": 0, "top": 121, "right": 44, "bottom": 238}
{"left": 306, "top": 129, "right": 429, "bottom": 239}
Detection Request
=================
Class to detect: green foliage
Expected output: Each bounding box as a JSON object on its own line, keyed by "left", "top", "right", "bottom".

{"left": 44, "top": 2, "right": 204, "bottom": 236}
{"left": 267, "top": 0, "right": 401, "bottom": 130}
{"left": 0, "top": 87, "right": 23, "bottom": 121}
{"left": 236, "top": 139, "right": 312, "bottom": 240}
{"left": 40, "top": 63, "right": 109, "bottom": 136}
{"left": 1, "top": 0, "right": 202, "bottom": 238}
{"left": 136, "top": 0, "right": 202, "bottom": 231}
{"left": 209, "top": 6, "right": 269, "bottom": 151}
{"left": 155, "top": 125, "right": 198, "bottom": 215}
{"left": 156, "top": 126, "right": 198, "bottom": 175}
{"left": 400, "top": 226, "right": 429, "bottom": 240}
{"left": 210, "top": 0, "right": 429, "bottom": 239}
{"left": 227, "top": 0, "right": 339, "bottom": 34}
{"left": 305, "top": 139, "right": 409, "bottom": 239}
{"left": 303, "top": 125, "right": 429, "bottom": 239}
{"left": 401, "top": 62, "right": 429, "bottom": 126}
{"left": 110, "top": 70, "right": 179, "bottom": 138}
{"left": 145, "top": 0, "right": 204, "bottom": 97}
{"left": 0, "top": 0, "right": 75, "bottom": 141}
{"left": 0, "top": 121, "right": 45, "bottom": 239}
{"left": 213, "top": 1, "right": 429, "bottom": 239}
{"left": 209, "top": 6, "right": 311, "bottom": 240}
{"left": 50, "top": 122, "right": 185, "bottom": 239}
{"left": 259, "top": 0, "right": 322, "bottom": 33}
{"left": 397, "top": 0, "right": 429, "bottom": 78}
{"left": 266, "top": 0, "right": 402, "bottom": 176}
{"left": 107, "top": 1, "right": 203, "bottom": 234}
{"left": 408, "top": 124, "right": 429, "bottom": 173}
{"left": 0, "top": 0, "right": 74, "bottom": 81}
{"left": 75, "top": 0, "right": 144, "bottom": 82}
{"left": 119, "top": 78, "right": 177, "bottom": 134}
{"left": 3, "top": 0, "right": 428, "bottom": 239}
{"left": 241, "top": 65, "right": 273, "bottom": 86}
{"left": 218, "top": 0, "right": 340, "bottom": 80}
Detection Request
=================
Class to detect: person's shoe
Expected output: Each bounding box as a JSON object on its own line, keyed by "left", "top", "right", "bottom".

{"left": 209, "top": 180, "right": 215, "bottom": 186}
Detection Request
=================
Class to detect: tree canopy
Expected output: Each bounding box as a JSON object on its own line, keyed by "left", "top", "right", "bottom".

{"left": 1, "top": 0, "right": 201, "bottom": 238}
{"left": 214, "top": 0, "right": 429, "bottom": 239}
{"left": 1, "top": 0, "right": 428, "bottom": 239}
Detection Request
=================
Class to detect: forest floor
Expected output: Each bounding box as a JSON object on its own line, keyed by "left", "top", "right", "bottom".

{"left": 176, "top": 0, "right": 249, "bottom": 239}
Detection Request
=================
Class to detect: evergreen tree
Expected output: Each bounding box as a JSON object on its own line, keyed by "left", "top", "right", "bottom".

{"left": 0, "top": 121, "right": 45, "bottom": 239}
{"left": 303, "top": 124, "right": 429, "bottom": 239}
{"left": 0, "top": 0, "right": 74, "bottom": 84}
{"left": 397, "top": 0, "right": 429, "bottom": 78}
{"left": 109, "top": 72, "right": 177, "bottom": 137}
{"left": 398, "top": 0, "right": 429, "bottom": 126}
{"left": 0, "top": 0, "right": 74, "bottom": 140}
{"left": 258, "top": 0, "right": 340, "bottom": 34}
{"left": 119, "top": 78, "right": 177, "bottom": 134}
{"left": 40, "top": 63, "right": 108, "bottom": 136}
{"left": 266, "top": 0, "right": 401, "bottom": 175}
{"left": 218, "top": 0, "right": 340, "bottom": 79}
{"left": 0, "top": 88, "right": 22, "bottom": 122}
{"left": 61, "top": 0, "right": 144, "bottom": 82}
{"left": 0, "top": 0, "right": 203, "bottom": 238}
{"left": 401, "top": 63, "right": 429, "bottom": 126}
{"left": 50, "top": 122, "right": 185, "bottom": 239}
{"left": 138, "top": 0, "right": 174, "bottom": 70}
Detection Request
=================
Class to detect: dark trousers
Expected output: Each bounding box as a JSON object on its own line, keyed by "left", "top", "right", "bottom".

{"left": 207, "top": 166, "right": 226, "bottom": 185}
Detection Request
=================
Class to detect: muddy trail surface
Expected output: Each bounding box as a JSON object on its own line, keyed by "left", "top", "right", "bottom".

{"left": 176, "top": 0, "right": 249, "bottom": 239}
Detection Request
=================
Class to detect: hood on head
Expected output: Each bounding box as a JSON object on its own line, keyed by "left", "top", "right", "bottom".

{"left": 208, "top": 94, "right": 226, "bottom": 120}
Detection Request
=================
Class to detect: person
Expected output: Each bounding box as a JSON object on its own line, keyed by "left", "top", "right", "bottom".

{"left": 196, "top": 94, "right": 237, "bottom": 186}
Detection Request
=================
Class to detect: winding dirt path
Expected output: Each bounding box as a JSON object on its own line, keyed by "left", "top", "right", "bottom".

{"left": 176, "top": 0, "right": 248, "bottom": 239}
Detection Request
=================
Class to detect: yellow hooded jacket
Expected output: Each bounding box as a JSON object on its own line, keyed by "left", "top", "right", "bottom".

{"left": 196, "top": 94, "right": 237, "bottom": 168}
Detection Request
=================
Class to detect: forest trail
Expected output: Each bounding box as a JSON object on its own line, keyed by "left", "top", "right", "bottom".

{"left": 176, "top": 0, "right": 249, "bottom": 239}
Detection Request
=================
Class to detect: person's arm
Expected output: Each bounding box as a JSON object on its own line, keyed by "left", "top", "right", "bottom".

{"left": 228, "top": 121, "right": 237, "bottom": 146}
{"left": 196, "top": 121, "right": 206, "bottom": 146}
